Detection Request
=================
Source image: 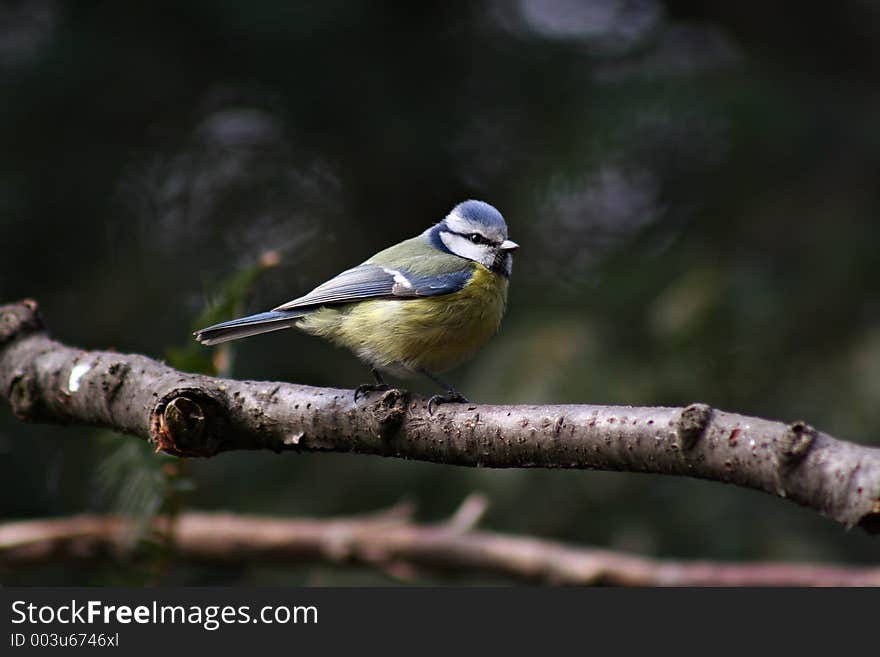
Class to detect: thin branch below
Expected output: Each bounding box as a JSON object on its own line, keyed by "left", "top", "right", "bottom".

{"left": 1, "top": 505, "right": 878, "bottom": 586}
{"left": 2, "top": 300, "right": 880, "bottom": 533}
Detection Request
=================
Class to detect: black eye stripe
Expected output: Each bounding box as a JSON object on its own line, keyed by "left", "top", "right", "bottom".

{"left": 448, "top": 230, "right": 496, "bottom": 246}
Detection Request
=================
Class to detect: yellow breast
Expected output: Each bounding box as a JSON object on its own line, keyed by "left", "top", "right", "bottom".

{"left": 298, "top": 264, "right": 509, "bottom": 373}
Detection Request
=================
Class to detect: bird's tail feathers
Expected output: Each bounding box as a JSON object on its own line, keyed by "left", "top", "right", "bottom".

{"left": 194, "top": 310, "right": 306, "bottom": 345}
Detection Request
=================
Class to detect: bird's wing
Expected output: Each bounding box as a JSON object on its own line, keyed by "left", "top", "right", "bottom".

{"left": 272, "top": 263, "right": 473, "bottom": 312}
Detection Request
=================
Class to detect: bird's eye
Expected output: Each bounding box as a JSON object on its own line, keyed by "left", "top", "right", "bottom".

{"left": 468, "top": 233, "right": 484, "bottom": 244}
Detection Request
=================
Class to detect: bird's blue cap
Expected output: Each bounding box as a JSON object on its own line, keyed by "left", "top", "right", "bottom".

{"left": 427, "top": 199, "right": 512, "bottom": 256}
{"left": 449, "top": 200, "right": 507, "bottom": 234}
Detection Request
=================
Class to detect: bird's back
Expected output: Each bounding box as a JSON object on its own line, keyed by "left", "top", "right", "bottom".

{"left": 366, "top": 234, "right": 470, "bottom": 275}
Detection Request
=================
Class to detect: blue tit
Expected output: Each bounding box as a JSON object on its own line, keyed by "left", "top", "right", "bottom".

{"left": 194, "top": 199, "right": 518, "bottom": 412}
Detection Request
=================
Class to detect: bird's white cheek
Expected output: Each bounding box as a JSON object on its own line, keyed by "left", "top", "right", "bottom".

{"left": 440, "top": 231, "right": 492, "bottom": 263}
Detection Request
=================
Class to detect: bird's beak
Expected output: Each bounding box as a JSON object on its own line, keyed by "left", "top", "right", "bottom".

{"left": 500, "top": 239, "right": 519, "bottom": 252}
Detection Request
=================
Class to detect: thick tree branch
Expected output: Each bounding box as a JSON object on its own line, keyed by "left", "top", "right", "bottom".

{"left": 1, "top": 502, "right": 878, "bottom": 586}
{"left": 2, "top": 300, "right": 880, "bottom": 533}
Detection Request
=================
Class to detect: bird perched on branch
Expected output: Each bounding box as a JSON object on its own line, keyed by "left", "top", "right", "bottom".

{"left": 194, "top": 200, "right": 518, "bottom": 413}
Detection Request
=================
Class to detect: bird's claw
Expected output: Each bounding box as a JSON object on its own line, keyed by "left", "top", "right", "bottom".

{"left": 427, "top": 392, "right": 469, "bottom": 416}
{"left": 354, "top": 383, "right": 390, "bottom": 402}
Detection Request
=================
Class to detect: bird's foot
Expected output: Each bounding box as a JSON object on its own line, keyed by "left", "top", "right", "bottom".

{"left": 354, "top": 383, "right": 391, "bottom": 402}
{"left": 427, "top": 391, "right": 469, "bottom": 416}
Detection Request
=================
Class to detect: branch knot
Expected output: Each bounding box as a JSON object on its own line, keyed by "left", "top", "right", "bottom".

{"left": 0, "top": 300, "right": 44, "bottom": 348}
{"left": 152, "top": 389, "right": 227, "bottom": 457}
{"left": 8, "top": 367, "right": 40, "bottom": 420}
{"left": 676, "top": 403, "right": 712, "bottom": 450}
{"left": 780, "top": 421, "right": 816, "bottom": 466}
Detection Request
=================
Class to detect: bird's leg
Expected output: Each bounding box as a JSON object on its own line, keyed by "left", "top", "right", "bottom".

{"left": 419, "top": 369, "right": 469, "bottom": 415}
{"left": 354, "top": 368, "right": 391, "bottom": 402}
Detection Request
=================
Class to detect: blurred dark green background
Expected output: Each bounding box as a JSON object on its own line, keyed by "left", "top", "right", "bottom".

{"left": 2, "top": 0, "right": 879, "bottom": 584}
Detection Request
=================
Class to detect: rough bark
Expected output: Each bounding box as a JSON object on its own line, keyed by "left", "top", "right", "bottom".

{"left": 2, "top": 300, "right": 880, "bottom": 533}
{"left": 2, "top": 504, "right": 878, "bottom": 586}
